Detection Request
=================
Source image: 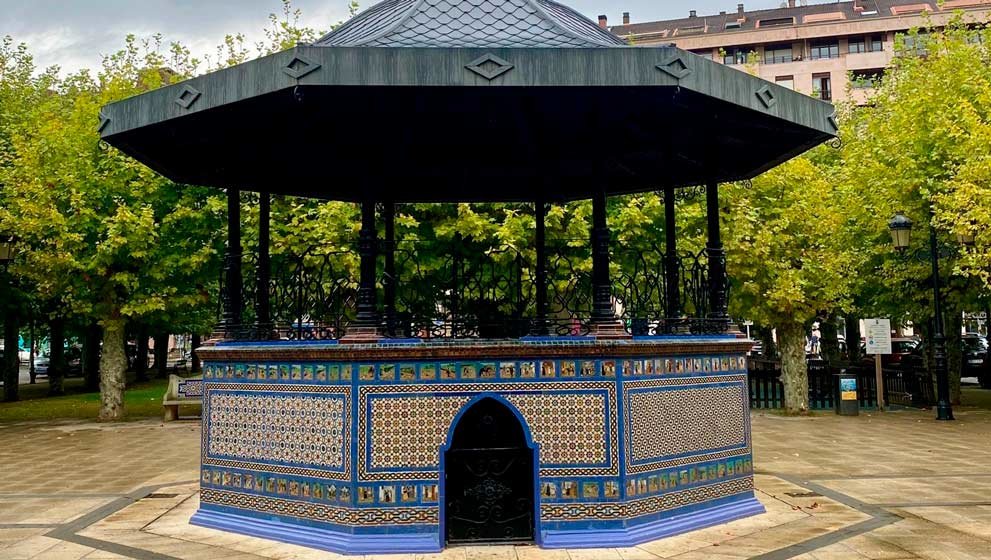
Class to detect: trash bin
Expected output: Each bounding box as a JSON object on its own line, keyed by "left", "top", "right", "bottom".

{"left": 835, "top": 372, "right": 859, "bottom": 416}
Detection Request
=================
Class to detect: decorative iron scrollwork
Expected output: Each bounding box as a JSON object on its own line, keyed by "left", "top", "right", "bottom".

{"left": 675, "top": 185, "right": 707, "bottom": 201}
{"left": 221, "top": 234, "right": 730, "bottom": 340}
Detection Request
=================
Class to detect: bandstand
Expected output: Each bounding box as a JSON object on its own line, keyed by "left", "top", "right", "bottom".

{"left": 99, "top": 0, "right": 836, "bottom": 554}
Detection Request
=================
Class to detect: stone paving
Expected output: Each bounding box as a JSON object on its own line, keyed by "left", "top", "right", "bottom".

{"left": 1, "top": 403, "right": 990, "bottom": 560}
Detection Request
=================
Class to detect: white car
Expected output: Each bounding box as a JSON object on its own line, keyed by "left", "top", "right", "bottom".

{"left": 18, "top": 347, "right": 31, "bottom": 363}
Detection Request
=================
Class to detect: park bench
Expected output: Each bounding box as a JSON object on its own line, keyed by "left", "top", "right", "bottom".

{"left": 163, "top": 374, "right": 203, "bottom": 422}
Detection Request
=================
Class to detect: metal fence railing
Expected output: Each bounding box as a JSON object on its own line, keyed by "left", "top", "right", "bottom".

{"left": 748, "top": 358, "right": 936, "bottom": 410}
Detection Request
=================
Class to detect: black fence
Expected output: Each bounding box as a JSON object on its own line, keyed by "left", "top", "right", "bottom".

{"left": 748, "top": 358, "right": 936, "bottom": 410}
{"left": 221, "top": 238, "right": 728, "bottom": 340}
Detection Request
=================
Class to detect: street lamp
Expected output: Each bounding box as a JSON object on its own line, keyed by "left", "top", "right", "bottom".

{"left": 887, "top": 212, "right": 954, "bottom": 421}
{"left": 1, "top": 236, "right": 17, "bottom": 401}
{"left": 888, "top": 212, "right": 913, "bottom": 251}
{"left": 0, "top": 236, "right": 16, "bottom": 265}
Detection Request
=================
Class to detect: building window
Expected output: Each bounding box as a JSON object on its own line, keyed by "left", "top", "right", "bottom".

{"left": 764, "top": 44, "right": 794, "bottom": 64}
{"left": 898, "top": 32, "right": 929, "bottom": 56}
{"left": 776, "top": 75, "right": 795, "bottom": 90}
{"left": 723, "top": 47, "right": 753, "bottom": 65}
{"left": 813, "top": 73, "right": 832, "bottom": 101}
{"left": 759, "top": 17, "right": 795, "bottom": 27}
{"left": 725, "top": 21, "right": 742, "bottom": 30}
{"left": 851, "top": 68, "right": 884, "bottom": 88}
{"left": 810, "top": 40, "right": 840, "bottom": 59}
{"left": 849, "top": 35, "right": 883, "bottom": 53}
{"left": 678, "top": 25, "right": 705, "bottom": 35}
{"left": 691, "top": 49, "right": 713, "bottom": 60}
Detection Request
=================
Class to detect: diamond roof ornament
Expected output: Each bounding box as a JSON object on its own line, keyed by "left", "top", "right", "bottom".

{"left": 466, "top": 54, "right": 515, "bottom": 81}
{"left": 656, "top": 55, "right": 692, "bottom": 80}
{"left": 828, "top": 114, "right": 839, "bottom": 131}
{"left": 175, "top": 85, "right": 202, "bottom": 109}
{"left": 97, "top": 113, "right": 110, "bottom": 133}
{"left": 755, "top": 86, "right": 777, "bottom": 109}
{"left": 283, "top": 55, "right": 322, "bottom": 79}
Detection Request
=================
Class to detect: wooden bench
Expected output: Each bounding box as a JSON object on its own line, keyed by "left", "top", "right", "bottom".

{"left": 163, "top": 374, "right": 203, "bottom": 422}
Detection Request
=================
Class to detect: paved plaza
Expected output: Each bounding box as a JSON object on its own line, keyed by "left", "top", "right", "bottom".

{"left": 1, "top": 401, "right": 990, "bottom": 560}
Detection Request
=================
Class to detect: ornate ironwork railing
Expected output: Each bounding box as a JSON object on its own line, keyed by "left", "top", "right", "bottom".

{"left": 219, "top": 247, "right": 358, "bottom": 341}
{"left": 219, "top": 237, "right": 729, "bottom": 340}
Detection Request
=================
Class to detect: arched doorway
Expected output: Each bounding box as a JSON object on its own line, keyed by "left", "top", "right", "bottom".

{"left": 444, "top": 397, "right": 535, "bottom": 545}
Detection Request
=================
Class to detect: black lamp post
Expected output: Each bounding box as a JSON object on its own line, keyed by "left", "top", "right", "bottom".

{"left": 0, "top": 237, "right": 16, "bottom": 266}
{"left": 888, "top": 211, "right": 954, "bottom": 421}
{"left": 1, "top": 236, "right": 18, "bottom": 402}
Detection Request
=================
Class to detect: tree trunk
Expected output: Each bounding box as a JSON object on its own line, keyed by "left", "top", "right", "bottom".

{"left": 779, "top": 320, "right": 810, "bottom": 414}
{"left": 191, "top": 333, "right": 202, "bottom": 373}
{"left": 3, "top": 311, "right": 20, "bottom": 402}
{"left": 134, "top": 323, "right": 149, "bottom": 382}
{"left": 153, "top": 332, "right": 169, "bottom": 379}
{"left": 946, "top": 309, "right": 963, "bottom": 405}
{"left": 99, "top": 315, "right": 127, "bottom": 421}
{"left": 757, "top": 325, "right": 777, "bottom": 358}
{"left": 48, "top": 317, "right": 65, "bottom": 397}
{"left": 845, "top": 316, "right": 862, "bottom": 363}
{"left": 28, "top": 317, "right": 36, "bottom": 385}
{"left": 820, "top": 313, "right": 841, "bottom": 365}
{"left": 83, "top": 322, "right": 101, "bottom": 392}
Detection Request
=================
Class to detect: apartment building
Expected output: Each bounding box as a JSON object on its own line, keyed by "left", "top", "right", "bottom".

{"left": 605, "top": 0, "right": 991, "bottom": 104}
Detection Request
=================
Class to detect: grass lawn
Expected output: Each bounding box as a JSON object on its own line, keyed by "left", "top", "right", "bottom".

{"left": 0, "top": 376, "right": 201, "bottom": 422}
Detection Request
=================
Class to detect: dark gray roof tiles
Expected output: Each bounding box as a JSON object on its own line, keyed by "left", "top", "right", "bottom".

{"left": 315, "top": 0, "right": 627, "bottom": 48}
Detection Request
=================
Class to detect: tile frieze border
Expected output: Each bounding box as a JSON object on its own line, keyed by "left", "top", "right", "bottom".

{"left": 197, "top": 340, "right": 754, "bottom": 362}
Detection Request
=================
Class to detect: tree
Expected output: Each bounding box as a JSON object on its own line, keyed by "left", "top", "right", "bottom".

{"left": 723, "top": 155, "right": 860, "bottom": 414}
{"left": 839, "top": 19, "right": 991, "bottom": 403}
{"left": 0, "top": 36, "right": 224, "bottom": 418}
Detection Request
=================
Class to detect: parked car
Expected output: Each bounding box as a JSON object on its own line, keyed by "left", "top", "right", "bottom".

{"left": 901, "top": 335, "right": 989, "bottom": 382}
{"left": 860, "top": 337, "right": 919, "bottom": 367}
{"left": 33, "top": 346, "right": 83, "bottom": 377}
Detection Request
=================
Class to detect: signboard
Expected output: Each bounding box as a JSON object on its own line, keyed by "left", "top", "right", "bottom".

{"left": 865, "top": 319, "right": 892, "bottom": 355}
{"left": 840, "top": 377, "right": 858, "bottom": 401}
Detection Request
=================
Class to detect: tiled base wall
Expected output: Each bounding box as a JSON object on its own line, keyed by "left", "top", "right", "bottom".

{"left": 194, "top": 347, "right": 760, "bottom": 552}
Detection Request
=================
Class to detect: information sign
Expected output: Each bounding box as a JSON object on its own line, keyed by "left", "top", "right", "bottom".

{"left": 865, "top": 319, "right": 892, "bottom": 355}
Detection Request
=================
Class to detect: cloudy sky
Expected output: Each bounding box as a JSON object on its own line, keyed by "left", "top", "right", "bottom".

{"left": 0, "top": 0, "right": 784, "bottom": 74}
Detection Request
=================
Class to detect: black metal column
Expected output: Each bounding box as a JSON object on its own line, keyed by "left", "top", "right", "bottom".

{"left": 591, "top": 191, "right": 614, "bottom": 323}
{"left": 705, "top": 183, "right": 730, "bottom": 324}
{"left": 663, "top": 185, "right": 683, "bottom": 322}
{"left": 383, "top": 201, "right": 398, "bottom": 335}
{"left": 532, "top": 199, "right": 549, "bottom": 336}
{"left": 254, "top": 192, "right": 272, "bottom": 337}
{"left": 929, "top": 208, "right": 954, "bottom": 421}
{"left": 355, "top": 200, "right": 379, "bottom": 328}
{"left": 222, "top": 188, "right": 243, "bottom": 336}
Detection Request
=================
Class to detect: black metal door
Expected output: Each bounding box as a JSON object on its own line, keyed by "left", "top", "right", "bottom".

{"left": 445, "top": 398, "right": 534, "bottom": 544}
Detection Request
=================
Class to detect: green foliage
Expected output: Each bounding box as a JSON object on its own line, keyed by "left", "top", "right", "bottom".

{"left": 840, "top": 18, "right": 991, "bottom": 325}
{"left": 724, "top": 155, "right": 859, "bottom": 330}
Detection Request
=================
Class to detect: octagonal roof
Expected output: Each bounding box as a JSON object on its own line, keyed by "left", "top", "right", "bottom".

{"left": 315, "top": 0, "right": 627, "bottom": 48}
{"left": 97, "top": 0, "right": 837, "bottom": 203}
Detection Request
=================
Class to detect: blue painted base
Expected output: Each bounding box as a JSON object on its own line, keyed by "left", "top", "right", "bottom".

{"left": 541, "top": 494, "right": 765, "bottom": 549}
{"left": 189, "top": 510, "right": 442, "bottom": 555}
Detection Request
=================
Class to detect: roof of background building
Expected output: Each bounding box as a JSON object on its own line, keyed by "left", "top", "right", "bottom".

{"left": 608, "top": 0, "right": 990, "bottom": 40}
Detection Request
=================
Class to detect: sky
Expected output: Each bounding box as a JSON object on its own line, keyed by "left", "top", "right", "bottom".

{"left": 0, "top": 0, "right": 786, "bottom": 75}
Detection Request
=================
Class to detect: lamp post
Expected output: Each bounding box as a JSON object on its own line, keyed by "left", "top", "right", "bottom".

{"left": 0, "top": 237, "right": 15, "bottom": 265}
{"left": 888, "top": 211, "right": 954, "bottom": 421}
{"left": 1, "top": 236, "right": 18, "bottom": 402}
